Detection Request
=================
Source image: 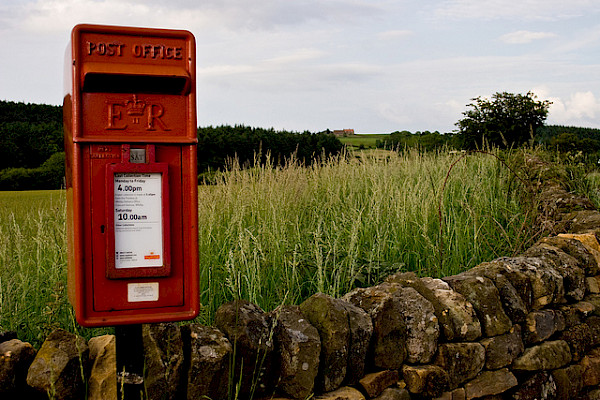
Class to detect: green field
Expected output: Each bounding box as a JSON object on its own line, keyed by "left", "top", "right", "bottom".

{"left": 0, "top": 149, "right": 542, "bottom": 345}
{"left": 338, "top": 134, "right": 390, "bottom": 149}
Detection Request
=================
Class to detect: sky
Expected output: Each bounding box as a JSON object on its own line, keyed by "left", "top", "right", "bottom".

{"left": 2, "top": 1, "right": 600, "bottom": 134}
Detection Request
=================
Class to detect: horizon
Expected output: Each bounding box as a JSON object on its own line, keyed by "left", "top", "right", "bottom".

{"left": 4, "top": 98, "right": 600, "bottom": 136}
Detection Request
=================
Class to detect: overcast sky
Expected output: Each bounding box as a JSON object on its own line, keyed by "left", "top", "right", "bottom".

{"left": 2, "top": 0, "right": 600, "bottom": 133}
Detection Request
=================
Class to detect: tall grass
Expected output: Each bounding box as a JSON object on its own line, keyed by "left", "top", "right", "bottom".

{"left": 195, "top": 149, "right": 537, "bottom": 323}
{"left": 0, "top": 191, "right": 114, "bottom": 346}
{"left": 0, "top": 191, "right": 73, "bottom": 344}
{"left": 0, "top": 149, "right": 539, "bottom": 344}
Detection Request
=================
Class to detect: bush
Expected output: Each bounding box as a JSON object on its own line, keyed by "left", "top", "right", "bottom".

{"left": 0, "top": 152, "right": 64, "bottom": 190}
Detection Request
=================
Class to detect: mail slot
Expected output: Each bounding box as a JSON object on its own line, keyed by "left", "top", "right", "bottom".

{"left": 64, "top": 24, "right": 199, "bottom": 327}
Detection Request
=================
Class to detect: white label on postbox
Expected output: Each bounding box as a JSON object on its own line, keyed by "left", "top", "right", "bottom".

{"left": 114, "top": 172, "right": 163, "bottom": 268}
{"left": 127, "top": 282, "right": 159, "bottom": 302}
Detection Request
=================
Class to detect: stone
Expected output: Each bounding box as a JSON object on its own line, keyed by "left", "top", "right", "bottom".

{"left": 0, "top": 339, "right": 37, "bottom": 396}
{"left": 578, "top": 233, "right": 600, "bottom": 252}
{"left": 215, "top": 300, "right": 275, "bottom": 396}
{"left": 563, "top": 211, "right": 600, "bottom": 236}
{"left": 299, "top": 293, "right": 349, "bottom": 392}
{"left": 433, "top": 342, "right": 485, "bottom": 389}
{"left": 475, "top": 261, "right": 534, "bottom": 310}
{"left": 465, "top": 264, "right": 528, "bottom": 324}
{"left": 559, "top": 232, "right": 600, "bottom": 253}
{"left": 586, "top": 316, "right": 600, "bottom": 347}
{"left": 551, "top": 364, "right": 583, "bottom": 400}
{"left": 586, "top": 295, "right": 600, "bottom": 317}
{"left": 315, "top": 386, "right": 366, "bottom": 400}
{"left": 558, "top": 323, "right": 593, "bottom": 361}
{"left": 584, "top": 388, "right": 600, "bottom": 400}
{"left": 487, "top": 273, "right": 529, "bottom": 324}
{"left": 576, "top": 300, "right": 597, "bottom": 314}
{"left": 479, "top": 325, "right": 524, "bottom": 370}
{"left": 339, "top": 301, "right": 372, "bottom": 384}
{"left": 26, "top": 329, "right": 89, "bottom": 400}
{"left": 421, "top": 277, "right": 482, "bottom": 341}
{"left": 463, "top": 368, "right": 517, "bottom": 400}
{"left": 142, "top": 323, "right": 184, "bottom": 400}
{"left": 182, "top": 324, "right": 231, "bottom": 400}
{"left": 432, "top": 388, "right": 466, "bottom": 400}
{"left": 272, "top": 305, "right": 320, "bottom": 399}
{"left": 359, "top": 370, "right": 399, "bottom": 398}
{"left": 537, "top": 185, "right": 594, "bottom": 218}
{"left": 87, "top": 335, "right": 116, "bottom": 400}
{"left": 402, "top": 364, "right": 449, "bottom": 398}
{"left": 373, "top": 387, "right": 411, "bottom": 400}
{"left": 523, "top": 243, "right": 586, "bottom": 301}
{"left": 433, "top": 392, "right": 452, "bottom": 400}
{"left": 451, "top": 388, "right": 466, "bottom": 400}
{"left": 560, "top": 302, "right": 595, "bottom": 327}
{"left": 541, "top": 235, "right": 599, "bottom": 276}
{"left": 343, "top": 285, "right": 407, "bottom": 369}
{"left": 493, "top": 257, "right": 565, "bottom": 309}
{"left": 387, "top": 272, "right": 457, "bottom": 341}
{"left": 391, "top": 286, "right": 439, "bottom": 364}
{"left": 511, "top": 371, "right": 557, "bottom": 400}
{"left": 512, "top": 340, "right": 572, "bottom": 371}
{"left": 588, "top": 276, "right": 600, "bottom": 294}
{"left": 443, "top": 273, "right": 512, "bottom": 337}
{"left": 522, "top": 309, "right": 565, "bottom": 344}
{"left": 581, "top": 347, "right": 600, "bottom": 387}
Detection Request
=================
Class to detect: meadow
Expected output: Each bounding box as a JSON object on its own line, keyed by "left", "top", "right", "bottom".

{"left": 337, "top": 134, "right": 389, "bottom": 149}
{"left": 1, "top": 149, "right": 541, "bottom": 345}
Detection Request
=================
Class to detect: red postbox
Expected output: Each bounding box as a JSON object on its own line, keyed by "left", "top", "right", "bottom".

{"left": 63, "top": 24, "right": 199, "bottom": 327}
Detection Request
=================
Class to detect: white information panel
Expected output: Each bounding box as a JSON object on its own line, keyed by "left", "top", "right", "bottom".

{"left": 127, "top": 282, "right": 159, "bottom": 302}
{"left": 114, "top": 172, "right": 163, "bottom": 268}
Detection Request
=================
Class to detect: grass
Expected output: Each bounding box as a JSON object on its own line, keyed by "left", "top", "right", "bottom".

{"left": 337, "top": 134, "right": 389, "bottom": 149}
{"left": 194, "top": 148, "right": 538, "bottom": 323}
{"left": 0, "top": 149, "right": 540, "bottom": 345}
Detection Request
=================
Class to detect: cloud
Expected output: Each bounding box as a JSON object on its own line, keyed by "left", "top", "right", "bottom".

{"left": 11, "top": 0, "right": 384, "bottom": 34}
{"left": 433, "top": 0, "right": 600, "bottom": 21}
{"left": 534, "top": 87, "right": 600, "bottom": 125}
{"left": 377, "top": 30, "right": 414, "bottom": 40}
{"left": 377, "top": 103, "right": 412, "bottom": 125}
{"left": 199, "top": 60, "right": 382, "bottom": 92}
{"left": 500, "top": 30, "right": 557, "bottom": 44}
{"left": 549, "top": 91, "right": 600, "bottom": 122}
{"left": 264, "top": 48, "right": 327, "bottom": 65}
{"left": 15, "top": 0, "right": 209, "bottom": 33}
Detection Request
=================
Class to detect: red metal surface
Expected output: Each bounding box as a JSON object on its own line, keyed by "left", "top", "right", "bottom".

{"left": 64, "top": 24, "right": 199, "bottom": 327}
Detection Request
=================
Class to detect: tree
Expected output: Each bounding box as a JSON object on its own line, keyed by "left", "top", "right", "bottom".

{"left": 456, "top": 91, "right": 551, "bottom": 149}
{"left": 196, "top": 125, "right": 343, "bottom": 173}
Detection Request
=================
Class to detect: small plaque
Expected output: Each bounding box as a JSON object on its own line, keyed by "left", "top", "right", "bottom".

{"left": 127, "top": 282, "right": 159, "bottom": 302}
{"left": 129, "top": 149, "right": 146, "bottom": 163}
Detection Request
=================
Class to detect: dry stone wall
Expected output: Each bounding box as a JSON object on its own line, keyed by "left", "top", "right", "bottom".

{"left": 4, "top": 156, "right": 600, "bottom": 399}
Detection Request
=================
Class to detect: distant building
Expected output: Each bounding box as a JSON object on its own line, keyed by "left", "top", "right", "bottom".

{"left": 332, "top": 129, "right": 355, "bottom": 137}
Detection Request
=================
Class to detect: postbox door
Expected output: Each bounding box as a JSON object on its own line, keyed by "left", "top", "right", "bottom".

{"left": 87, "top": 144, "right": 185, "bottom": 311}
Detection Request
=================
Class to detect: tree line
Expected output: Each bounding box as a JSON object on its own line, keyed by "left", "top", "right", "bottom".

{"left": 537, "top": 125, "right": 600, "bottom": 154}
{"left": 197, "top": 125, "right": 342, "bottom": 172}
{"left": 376, "top": 130, "right": 458, "bottom": 151}
{"left": 0, "top": 101, "right": 343, "bottom": 190}
{"left": 2, "top": 92, "right": 600, "bottom": 190}
{"left": 377, "top": 125, "right": 600, "bottom": 155}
